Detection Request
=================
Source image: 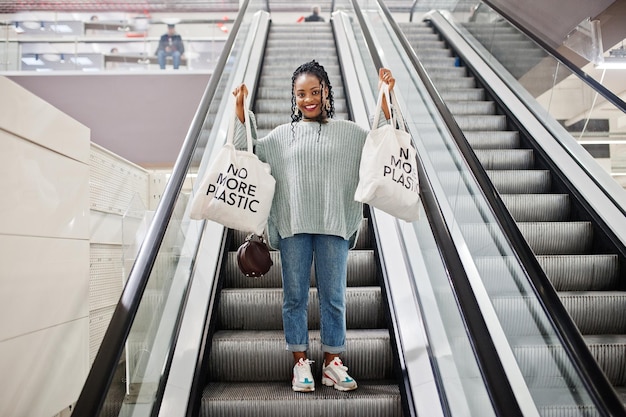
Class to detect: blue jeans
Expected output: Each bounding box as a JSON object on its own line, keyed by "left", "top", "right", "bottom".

{"left": 157, "top": 50, "right": 181, "bottom": 69}
{"left": 279, "top": 234, "right": 349, "bottom": 354}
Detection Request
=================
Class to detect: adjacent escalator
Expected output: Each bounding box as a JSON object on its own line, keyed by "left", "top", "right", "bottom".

{"left": 396, "top": 17, "right": 626, "bottom": 411}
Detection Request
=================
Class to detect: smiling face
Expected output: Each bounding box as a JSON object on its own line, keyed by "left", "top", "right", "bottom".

{"left": 294, "top": 73, "right": 328, "bottom": 121}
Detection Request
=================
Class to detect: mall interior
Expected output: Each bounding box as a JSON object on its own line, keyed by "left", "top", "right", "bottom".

{"left": 2, "top": 0, "right": 626, "bottom": 416}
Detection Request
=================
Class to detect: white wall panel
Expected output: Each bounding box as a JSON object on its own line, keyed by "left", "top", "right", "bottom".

{"left": 0, "top": 319, "right": 89, "bottom": 417}
{"left": 0, "top": 78, "right": 91, "bottom": 417}
{"left": 0, "top": 131, "right": 90, "bottom": 239}
{"left": 0, "top": 76, "right": 90, "bottom": 164}
{"left": 0, "top": 235, "right": 89, "bottom": 341}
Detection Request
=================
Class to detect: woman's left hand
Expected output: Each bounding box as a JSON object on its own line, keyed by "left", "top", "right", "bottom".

{"left": 378, "top": 68, "right": 395, "bottom": 120}
{"left": 378, "top": 68, "right": 395, "bottom": 91}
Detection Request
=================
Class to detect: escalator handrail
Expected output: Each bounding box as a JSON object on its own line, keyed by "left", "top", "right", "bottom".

{"left": 71, "top": 2, "right": 251, "bottom": 416}
{"left": 381, "top": 2, "right": 626, "bottom": 415}
{"left": 352, "top": 1, "right": 524, "bottom": 416}
{"left": 409, "top": 0, "right": 418, "bottom": 22}
{"left": 479, "top": 0, "right": 626, "bottom": 114}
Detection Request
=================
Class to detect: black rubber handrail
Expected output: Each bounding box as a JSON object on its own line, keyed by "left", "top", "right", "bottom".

{"left": 479, "top": 0, "right": 626, "bottom": 113}
{"left": 352, "top": 1, "right": 525, "bottom": 416}
{"left": 409, "top": 0, "right": 418, "bottom": 22}
{"left": 71, "top": 2, "right": 250, "bottom": 416}
{"left": 381, "top": 2, "right": 626, "bottom": 416}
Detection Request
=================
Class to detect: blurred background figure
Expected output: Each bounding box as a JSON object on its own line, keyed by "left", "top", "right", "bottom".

{"left": 156, "top": 23, "right": 185, "bottom": 69}
{"left": 304, "top": 5, "right": 324, "bottom": 22}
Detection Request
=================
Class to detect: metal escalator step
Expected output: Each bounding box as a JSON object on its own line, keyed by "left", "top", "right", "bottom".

{"left": 536, "top": 254, "right": 619, "bottom": 291}
{"left": 492, "top": 291, "right": 626, "bottom": 336}
{"left": 223, "top": 249, "right": 378, "bottom": 289}
{"left": 447, "top": 100, "right": 496, "bottom": 115}
{"left": 433, "top": 169, "right": 541, "bottom": 196}
{"left": 500, "top": 194, "right": 569, "bottom": 222}
{"left": 260, "top": 65, "right": 342, "bottom": 79}
{"left": 459, "top": 221, "right": 593, "bottom": 256}
{"left": 405, "top": 38, "right": 446, "bottom": 49}
{"left": 412, "top": 47, "right": 452, "bottom": 58}
{"left": 269, "top": 32, "right": 334, "bottom": 40}
{"left": 507, "top": 336, "right": 591, "bottom": 387}
{"left": 253, "top": 113, "right": 291, "bottom": 128}
{"left": 584, "top": 335, "right": 626, "bottom": 385}
{"left": 486, "top": 170, "right": 551, "bottom": 193}
{"left": 558, "top": 291, "right": 626, "bottom": 334}
{"left": 254, "top": 99, "right": 292, "bottom": 114}
{"left": 475, "top": 254, "right": 620, "bottom": 294}
{"left": 418, "top": 56, "right": 457, "bottom": 67}
{"left": 262, "top": 55, "right": 338, "bottom": 65}
{"left": 492, "top": 295, "right": 560, "bottom": 336}
{"left": 440, "top": 88, "right": 485, "bottom": 101}
{"left": 528, "top": 386, "right": 597, "bottom": 415}
{"left": 418, "top": 66, "right": 466, "bottom": 78}
{"left": 263, "top": 45, "right": 337, "bottom": 54}
{"left": 429, "top": 77, "right": 476, "bottom": 89}
{"left": 507, "top": 335, "right": 626, "bottom": 387}
{"left": 423, "top": 148, "right": 534, "bottom": 171}
{"left": 455, "top": 114, "right": 508, "bottom": 131}
{"left": 464, "top": 130, "right": 520, "bottom": 148}
{"left": 201, "top": 381, "right": 402, "bottom": 417}
{"left": 218, "top": 286, "right": 384, "bottom": 330}
{"left": 207, "top": 329, "right": 394, "bottom": 382}
{"left": 474, "top": 149, "right": 534, "bottom": 169}
{"left": 517, "top": 221, "right": 593, "bottom": 255}
{"left": 474, "top": 256, "right": 533, "bottom": 293}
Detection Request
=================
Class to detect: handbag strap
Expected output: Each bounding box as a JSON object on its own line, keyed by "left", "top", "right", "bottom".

{"left": 371, "top": 83, "right": 406, "bottom": 133}
{"left": 226, "top": 93, "right": 254, "bottom": 152}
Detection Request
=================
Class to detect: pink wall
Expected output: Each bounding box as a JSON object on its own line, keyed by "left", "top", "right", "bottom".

{"left": 8, "top": 72, "right": 210, "bottom": 168}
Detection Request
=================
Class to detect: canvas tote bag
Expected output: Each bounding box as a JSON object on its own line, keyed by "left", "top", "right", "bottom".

{"left": 190, "top": 99, "right": 275, "bottom": 235}
{"left": 354, "top": 84, "right": 420, "bottom": 222}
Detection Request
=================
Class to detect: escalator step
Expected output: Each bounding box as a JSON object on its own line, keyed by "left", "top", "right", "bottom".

{"left": 201, "top": 381, "right": 402, "bottom": 417}
{"left": 218, "top": 287, "right": 385, "bottom": 330}
{"left": 537, "top": 254, "right": 619, "bottom": 291}
{"left": 207, "top": 329, "right": 394, "bottom": 382}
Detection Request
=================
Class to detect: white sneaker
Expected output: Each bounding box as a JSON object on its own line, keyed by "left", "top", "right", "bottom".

{"left": 292, "top": 358, "right": 315, "bottom": 392}
{"left": 322, "top": 358, "right": 358, "bottom": 391}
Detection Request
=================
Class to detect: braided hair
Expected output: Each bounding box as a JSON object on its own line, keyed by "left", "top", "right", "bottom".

{"left": 290, "top": 60, "right": 335, "bottom": 133}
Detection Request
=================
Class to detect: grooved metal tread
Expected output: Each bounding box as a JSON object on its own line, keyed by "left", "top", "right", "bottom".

{"left": 201, "top": 382, "right": 403, "bottom": 417}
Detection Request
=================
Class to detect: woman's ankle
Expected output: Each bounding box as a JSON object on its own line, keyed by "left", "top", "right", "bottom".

{"left": 293, "top": 351, "right": 307, "bottom": 364}
{"left": 324, "top": 353, "right": 339, "bottom": 367}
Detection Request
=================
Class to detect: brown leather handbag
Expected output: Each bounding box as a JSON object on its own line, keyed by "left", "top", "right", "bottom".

{"left": 236, "top": 234, "right": 273, "bottom": 278}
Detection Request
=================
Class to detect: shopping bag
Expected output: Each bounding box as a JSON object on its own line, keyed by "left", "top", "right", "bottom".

{"left": 190, "top": 98, "right": 275, "bottom": 235}
{"left": 354, "top": 83, "right": 420, "bottom": 222}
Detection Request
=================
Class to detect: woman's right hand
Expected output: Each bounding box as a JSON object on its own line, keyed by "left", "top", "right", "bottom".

{"left": 233, "top": 84, "right": 248, "bottom": 123}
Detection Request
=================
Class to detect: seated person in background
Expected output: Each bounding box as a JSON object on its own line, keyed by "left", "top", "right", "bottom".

{"left": 156, "top": 24, "right": 184, "bottom": 69}
{"left": 304, "top": 5, "right": 325, "bottom": 22}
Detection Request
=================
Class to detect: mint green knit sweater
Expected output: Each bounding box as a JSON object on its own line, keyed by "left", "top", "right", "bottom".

{"left": 234, "top": 112, "right": 375, "bottom": 248}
